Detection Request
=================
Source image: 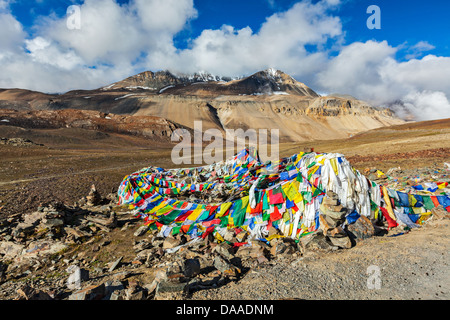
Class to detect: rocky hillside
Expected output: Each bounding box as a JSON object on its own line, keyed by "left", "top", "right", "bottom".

{"left": 0, "top": 109, "right": 192, "bottom": 142}
{"left": 102, "top": 68, "right": 320, "bottom": 97}
{"left": 0, "top": 69, "right": 405, "bottom": 142}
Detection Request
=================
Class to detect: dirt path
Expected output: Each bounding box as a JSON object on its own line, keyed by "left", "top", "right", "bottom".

{"left": 0, "top": 164, "right": 142, "bottom": 187}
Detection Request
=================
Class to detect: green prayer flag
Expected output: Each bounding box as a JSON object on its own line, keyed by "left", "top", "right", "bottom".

{"left": 262, "top": 191, "right": 270, "bottom": 210}
{"left": 423, "top": 196, "right": 435, "bottom": 211}
{"left": 172, "top": 225, "right": 181, "bottom": 235}
{"left": 158, "top": 209, "right": 182, "bottom": 225}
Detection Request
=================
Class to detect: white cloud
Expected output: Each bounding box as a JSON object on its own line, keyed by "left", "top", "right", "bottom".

{"left": 149, "top": 0, "right": 343, "bottom": 77}
{"left": 316, "top": 40, "right": 450, "bottom": 120}
{"left": 397, "top": 91, "right": 450, "bottom": 121}
{"left": 316, "top": 40, "right": 398, "bottom": 102}
{"left": 404, "top": 41, "right": 435, "bottom": 60}
{"left": 132, "top": 0, "right": 197, "bottom": 34}
{"left": 0, "top": 0, "right": 198, "bottom": 91}
{"left": 0, "top": 11, "right": 26, "bottom": 55}
{"left": 25, "top": 36, "right": 84, "bottom": 70}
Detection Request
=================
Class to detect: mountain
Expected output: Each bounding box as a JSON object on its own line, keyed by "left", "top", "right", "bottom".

{"left": 102, "top": 68, "right": 319, "bottom": 97}
{"left": 0, "top": 69, "right": 405, "bottom": 142}
{"left": 102, "top": 70, "right": 238, "bottom": 92}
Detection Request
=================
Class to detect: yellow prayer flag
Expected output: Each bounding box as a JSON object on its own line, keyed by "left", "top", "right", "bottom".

{"left": 215, "top": 232, "right": 225, "bottom": 243}
{"left": 216, "top": 202, "right": 232, "bottom": 218}
{"left": 330, "top": 158, "right": 338, "bottom": 175}
{"left": 187, "top": 208, "right": 203, "bottom": 221}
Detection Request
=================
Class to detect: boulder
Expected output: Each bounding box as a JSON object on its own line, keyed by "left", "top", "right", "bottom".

{"left": 431, "top": 205, "right": 450, "bottom": 220}
{"left": 299, "top": 231, "right": 335, "bottom": 251}
{"left": 182, "top": 259, "right": 201, "bottom": 278}
{"left": 134, "top": 225, "right": 149, "bottom": 237}
{"left": 66, "top": 265, "right": 89, "bottom": 290}
{"left": 162, "top": 237, "right": 181, "bottom": 250}
{"left": 346, "top": 215, "right": 375, "bottom": 241}
{"left": 86, "top": 184, "right": 102, "bottom": 207}
{"left": 68, "top": 283, "right": 106, "bottom": 300}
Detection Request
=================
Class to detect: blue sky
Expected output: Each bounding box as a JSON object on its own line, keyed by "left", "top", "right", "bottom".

{"left": 1, "top": 0, "right": 450, "bottom": 120}
{"left": 8, "top": 0, "right": 449, "bottom": 59}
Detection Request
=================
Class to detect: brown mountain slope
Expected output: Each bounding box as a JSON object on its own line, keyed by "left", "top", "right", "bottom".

{"left": 0, "top": 109, "right": 192, "bottom": 143}
{"left": 0, "top": 69, "right": 405, "bottom": 142}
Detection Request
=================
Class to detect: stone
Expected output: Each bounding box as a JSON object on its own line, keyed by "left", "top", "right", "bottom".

{"left": 327, "top": 235, "right": 352, "bottom": 249}
{"left": 142, "top": 281, "right": 158, "bottom": 296}
{"left": 104, "top": 280, "right": 125, "bottom": 300}
{"left": 257, "top": 255, "right": 269, "bottom": 264}
{"left": 248, "top": 241, "right": 269, "bottom": 258}
{"left": 329, "top": 225, "right": 344, "bottom": 236}
{"left": 69, "top": 283, "right": 106, "bottom": 300}
{"left": 109, "top": 290, "right": 126, "bottom": 300}
{"left": 162, "top": 237, "right": 181, "bottom": 250}
{"left": 16, "top": 286, "right": 53, "bottom": 300}
{"left": 24, "top": 240, "right": 68, "bottom": 259}
{"left": 151, "top": 237, "right": 165, "bottom": 248}
{"left": 127, "top": 290, "right": 146, "bottom": 300}
{"left": 133, "top": 240, "right": 152, "bottom": 252}
{"left": 213, "top": 242, "right": 234, "bottom": 260}
{"left": 235, "top": 231, "right": 247, "bottom": 242}
{"left": 41, "top": 218, "right": 64, "bottom": 229}
{"left": 112, "top": 271, "right": 131, "bottom": 281}
{"left": 235, "top": 246, "right": 253, "bottom": 258}
{"left": 86, "top": 184, "right": 102, "bottom": 207}
{"left": 299, "top": 231, "right": 334, "bottom": 251}
{"left": 19, "top": 211, "right": 46, "bottom": 228}
{"left": 64, "top": 227, "right": 91, "bottom": 240}
{"left": 346, "top": 215, "right": 375, "bottom": 241}
{"left": 431, "top": 205, "right": 450, "bottom": 220}
{"left": 108, "top": 256, "right": 123, "bottom": 272}
{"left": 223, "top": 229, "right": 235, "bottom": 242}
{"left": 86, "top": 212, "right": 117, "bottom": 229}
{"left": 213, "top": 255, "right": 240, "bottom": 277}
{"left": 267, "top": 226, "right": 279, "bottom": 237}
{"left": 320, "top": 203, "right": 347, "bottom": 221}
{"left": 134, "top": 225, "right": 149, "bottom": 237}
{"left": 319, "top": 214, "right": 333, "bottom": 233}
{"left": 322, "top": 197, "right": 339, "bottom": 206}
{"left": 156, "top": 280, "right": 188, "bottom": 294}
{"left": 153, "top": 269, "right": 169, "bottom": 283}
{"left": 326, "top": 190, "right": 339, "bottom": 200}
{"left": 213, "top": 255, "right": 232, "bottom": 273}
{"left": 182, "top": 259, "right": 201, "bottom": 278}
{"left": 66, "top": 265, "right": 89, "bottom": 290}
{"left": 0, "top": 241, "right": 25, "bottom": 260}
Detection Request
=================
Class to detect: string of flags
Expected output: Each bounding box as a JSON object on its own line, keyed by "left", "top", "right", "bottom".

{"left": 117, "top": 149, "right": 450, "bottom": 244}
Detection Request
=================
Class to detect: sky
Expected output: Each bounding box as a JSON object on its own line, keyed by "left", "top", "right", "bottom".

{"left": 1, "top": 0, "right": 450, "bottom": 120}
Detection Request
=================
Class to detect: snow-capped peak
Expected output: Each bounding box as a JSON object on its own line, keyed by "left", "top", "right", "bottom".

{"left": 265, "top": 67, "right": 279, "bottom": 77}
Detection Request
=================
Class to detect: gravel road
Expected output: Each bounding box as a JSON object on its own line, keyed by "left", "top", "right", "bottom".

{"left": 190, "top": 219, "right": 449, "bottom": 300}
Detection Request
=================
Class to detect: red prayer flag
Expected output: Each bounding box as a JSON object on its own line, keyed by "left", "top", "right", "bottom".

{"left": 270, "top": 206, "right": 283, "bottom": 221}
{"left": 380, "top": 207, "right": 398, "bottom": 229}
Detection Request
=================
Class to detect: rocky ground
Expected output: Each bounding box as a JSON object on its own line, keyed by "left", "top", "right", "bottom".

{"left": 0, "top": 181, "right": 449, "bottom": 301}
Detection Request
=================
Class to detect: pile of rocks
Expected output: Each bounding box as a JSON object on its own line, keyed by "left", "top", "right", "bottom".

{"left": 299, "top": 191, "right": 376, "bottom": 251}
{"left": 318, "top": 191, "right": 353, "bottom": 249}
{"left": 0, "top": 137, "right": 43, "bottom": 147}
